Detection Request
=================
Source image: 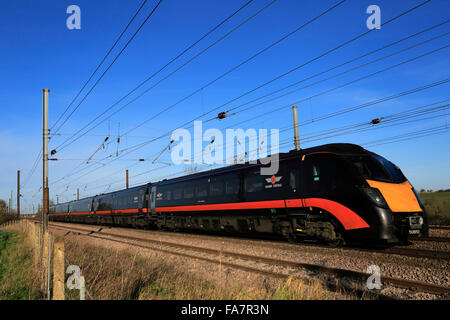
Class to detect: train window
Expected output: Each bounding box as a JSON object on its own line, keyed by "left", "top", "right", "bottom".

{"left": 290, "top": 168, "right": 298, "bottom": 190}
{"left": 371, "top": 154, "right": 406, "bottom": 183}
{"left": 245, "top": 172, "right": 263, "bottom": 193}
{"left": 196, "top": 183, "right": 208, "bottom": 198}
{"left": 164, "top": 190, "right": 172, "bottom": 201}
{"left": 313, "top": 165, "right": 320, "bottom": 181}
{"left": 184, "top": 185, "right": 194, "bottom": 199}
{"left": 210, "top": 179, "right": 223, "bottom": 196}
{"left": 225, "top": 177, "right": 239, "bottom": 195}
{"left": 174, "top": 188, "right": 182, "bottom": 200}
{"left": 306, "top": 157, "right": 339, "bottom": 195}
{"left": 348, "top": 155, "right": 390, "bottom": 182}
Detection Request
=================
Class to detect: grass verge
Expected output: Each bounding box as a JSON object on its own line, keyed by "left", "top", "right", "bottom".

{"left": 0, "top": 230, "right": 40, "bottom": 300}
{"left": 419, "top": 191, "right": 450, "bottom": 225}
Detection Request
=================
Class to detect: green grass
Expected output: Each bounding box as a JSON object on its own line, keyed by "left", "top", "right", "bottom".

{"left": 0, "top": 230, "right": 40, "bottom": 300}
{"left": 419, "top": 191, "right": 450, "bottom": 225}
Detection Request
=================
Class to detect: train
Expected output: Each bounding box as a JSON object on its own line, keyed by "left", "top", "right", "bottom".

{"left": 49, "top": 143, "right": 428, "bottom": 245}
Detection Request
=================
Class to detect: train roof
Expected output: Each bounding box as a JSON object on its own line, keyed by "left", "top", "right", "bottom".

{"left": 94, "top": 184, "right": 146, "bottom": 198}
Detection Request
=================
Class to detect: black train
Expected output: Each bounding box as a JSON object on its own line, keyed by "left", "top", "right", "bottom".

{"left": 49, "top": 143, "right": 428, "bottom": 245}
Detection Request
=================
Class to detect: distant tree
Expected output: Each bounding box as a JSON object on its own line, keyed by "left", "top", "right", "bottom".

{"left": 0, "top": 199, "right": 8, "bottom": 223}
{"left": 36, "top": 200, "right": 55, "bottom": 216}
{"left": 0, "top": 199, "right": 10, "bottom": 224}
{"left": 420, "top": 189, "right": 425, "bottom": 193}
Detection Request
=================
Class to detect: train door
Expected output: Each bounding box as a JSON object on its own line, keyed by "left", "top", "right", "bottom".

{"left": 150, "top": 186, "right": 157, "bottom": 216}
{"left": 286, "top": 158, "right": 301, "bottom": 198}
{"left": 301, "top": 154, "right": 339, "bottom": 201}
{"left": 138, "top": 188, "right": 145, "bottom": 214}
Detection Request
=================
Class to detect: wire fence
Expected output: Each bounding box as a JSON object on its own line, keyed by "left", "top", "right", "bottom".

{"left": 0, "top": 218, "right": 93, "bottom": 300}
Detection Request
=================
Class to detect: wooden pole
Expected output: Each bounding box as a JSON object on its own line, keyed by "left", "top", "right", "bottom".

{"left": 53, "top": 242, "right": 65, "bottom": 300}
{"left": 42, "top": 231, "right": 49, "bottom": 291}
{"left": 47, "top": 234, "right": 52, "bottom": 299}
{"left": 80, "top": 276, "right": 86, "bottom": 300}
{"left": 292, "top": 105, "right": 301, "bottom": 151}
{"left": 17, "top": 170, "right": 20, "bottom": 218}
{"left": 33, "top": 222, "right": 38, "bottom": 266}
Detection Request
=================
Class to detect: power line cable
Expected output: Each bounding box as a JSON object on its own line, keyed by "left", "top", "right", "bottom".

{"left": 50, "top": 0, "right": 151, "bottom": 130}
{"left": 120, "top": 0, "right": 435, "bottom": 137}
{"left": 51, "top": 0, "right": 270, "bottom": 152}
{"left": 52, "top": 0, "right": 163, "bottom": 135}
{"left": 114, "top": 0, "right": 437, "bottom": 153}
{"left": 50, "top": 0, "right": 435, "bottom": 188}
{"left": 53, "top": 0, "right": 346, "bottom": 153}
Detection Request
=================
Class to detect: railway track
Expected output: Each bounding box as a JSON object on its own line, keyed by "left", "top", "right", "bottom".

{"left": 430, "top": 225, "right": 450, "bottom": 230}
{"left": 411, "top": 236, "right": 450, "bottom": 244}
{"left": 46, "top": 222, "right": 450, "bottom": 298}
{"left": 29, "top": 219, "right": 450, "bottom": 260}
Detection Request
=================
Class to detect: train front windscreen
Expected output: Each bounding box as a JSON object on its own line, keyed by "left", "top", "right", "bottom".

{"left": 346, "top": 154, "right": 406, "bottom": 184}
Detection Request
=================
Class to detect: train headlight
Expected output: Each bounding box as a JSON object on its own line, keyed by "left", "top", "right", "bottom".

{"left": 408, "top": 216, "right": 423, "bottom": 229}
{"left": 360, "top": 187, "right": 389, "bottom": 209}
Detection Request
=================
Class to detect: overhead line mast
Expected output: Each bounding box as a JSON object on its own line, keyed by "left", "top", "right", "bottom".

{"left": 42, "top": 88, "right": 50, "bottom": 233}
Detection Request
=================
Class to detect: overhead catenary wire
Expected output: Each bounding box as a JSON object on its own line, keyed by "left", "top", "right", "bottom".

{"left": 50, "top": 0, "right": 270, "bottom": 153}
{"left": 117, "top": 46, "right": 450, "bottom": 159}
{"left": 49, "top": 0, "right": 435, "bottom": 193}
{"left": 48, "top": 0, "right": 347, "bottom": 187}
{"left": 362, "top": 123, "right": 450, "bottom": 147}
{"left": 54, "top": 97, "right": 450, "bottom": 197}
{"left": 49, "top": 74, "right": 450, "bottom": 192}
{"left": 227, "top": 44, "right": 450, "bottom": 123}
{"left": 119, "top": 0, "right": 348, "bottom": 137}
{"left": 55, "top": 21, "right": 449, "bottom": 163}
{"left": 52, "top": 0, "right": 164, "bottom": 136}
{"left": 53, "top": 0, "right": 346, "bottom": 154}
{"left": 104, "top": 0, "right": 437, "bottom": 156}
{"left": 222, "top": 30, "right": 450, "bottom": 117}
{"left": 50, "top": 0, "right": 151, "bottom": 131}
{"left": 118, "top": 0, "right": 436, "bottom": 140}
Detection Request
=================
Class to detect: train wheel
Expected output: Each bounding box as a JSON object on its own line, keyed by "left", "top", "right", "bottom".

{"left": 287, "top": 232, "right": 297, "bottom": 244}
{"left": 327, "top": 222, "right": 345, "bottom": 247}
{"left": 327, "top": 234, "right": 345, "bottom": 247}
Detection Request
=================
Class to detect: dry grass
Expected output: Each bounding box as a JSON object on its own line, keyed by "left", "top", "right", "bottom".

{"left": 62, "top": 237, "right": 354, "bottom": 300}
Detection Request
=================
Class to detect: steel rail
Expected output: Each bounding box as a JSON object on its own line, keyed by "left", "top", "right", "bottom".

{"left": 45, "top": 222, "right": 450, "bottom": 297}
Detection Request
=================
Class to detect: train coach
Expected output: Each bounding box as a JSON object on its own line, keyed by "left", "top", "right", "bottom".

{"left": 49, "top": 143, "right": 428, "bottom": 245}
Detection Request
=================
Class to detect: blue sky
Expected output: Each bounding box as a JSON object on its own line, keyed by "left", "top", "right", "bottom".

{"left": 0, "top": 0, "right": 449, "bottom": 212}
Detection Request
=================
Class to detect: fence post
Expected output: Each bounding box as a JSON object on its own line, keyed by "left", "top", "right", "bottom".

{"left": 38, "top": 225, "right": 42, "bottom": 268}
{"left": 42, "top": 231, "right": 49, "bottom": 292}
{"left": 33, "top": 222, "right": 39, "bottom": 267}
{"left": 53, "top": 242, "right": 65, "bottom": 300}
{"left": 80, "top": 276, "right": 86, "bottom": 300}
{"left": 47, "top": 234, "right": 52, "bottom": 300}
